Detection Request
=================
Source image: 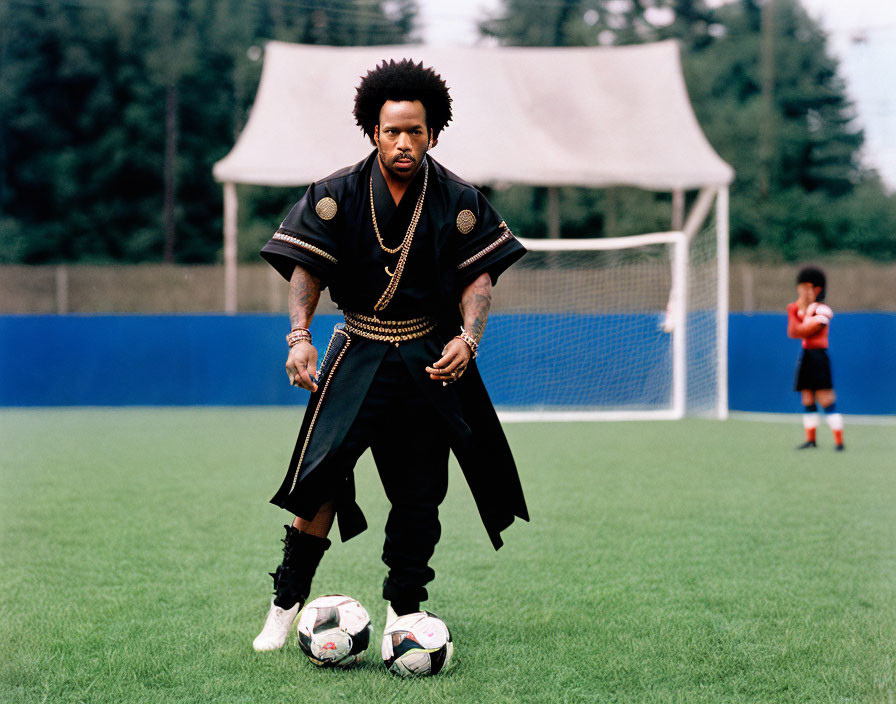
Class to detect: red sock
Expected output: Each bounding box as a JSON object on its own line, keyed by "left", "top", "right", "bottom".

{"left": 805, "top": 427, "right": 816, "bottom": 443}
{"left": 833, "top": 429, "right": 843, "bottom": 445}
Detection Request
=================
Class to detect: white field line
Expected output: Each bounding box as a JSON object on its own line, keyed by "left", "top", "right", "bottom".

{"left": 729, "top": 411, "right": 896, "bottom": 426}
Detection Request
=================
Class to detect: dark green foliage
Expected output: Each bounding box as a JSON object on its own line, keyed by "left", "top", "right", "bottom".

{"left": 481, "top": 0, "right": 896, "bottom": 259}
{"left": 0, "top": 0, "right": 417, "bottom": 263}
{"left": 3, "top": 0, "right": 894, "bottom": 263}
{"left": 681, "top": 0, "right": 893, "bottom": 258}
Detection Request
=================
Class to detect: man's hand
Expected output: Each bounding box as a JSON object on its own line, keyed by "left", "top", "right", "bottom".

{"left": 427, "top": 272, "right": 491, "bottom": 385}
{"left": 426, "top": 338, "right": 471, "bottom": 384}
{"left": 286, "top": 341, "right": 319, "bottom": 392}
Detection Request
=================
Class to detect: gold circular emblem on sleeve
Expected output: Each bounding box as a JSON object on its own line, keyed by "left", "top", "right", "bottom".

{"left": 315, "top": 197, "right": 337, "bottom": 221}
{"left": 456, "top": 209, "right": 476, "bottom": 234}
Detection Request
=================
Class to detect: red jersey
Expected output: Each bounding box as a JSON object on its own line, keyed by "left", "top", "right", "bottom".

{"left": 786, "top": 301, "right": 832, "bottom": 349}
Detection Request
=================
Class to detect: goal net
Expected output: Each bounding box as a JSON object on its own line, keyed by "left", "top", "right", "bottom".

{"left": 479, "top": 210, "right": 724, "bottom": 421}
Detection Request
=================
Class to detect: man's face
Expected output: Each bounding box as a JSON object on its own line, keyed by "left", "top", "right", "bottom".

{"left": 374, "top": 100, "right": 432, "bottom": 182}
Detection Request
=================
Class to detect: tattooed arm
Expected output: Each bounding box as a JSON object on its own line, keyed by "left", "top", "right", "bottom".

{"left": 460, "top": 272, "right": 492, "bottom": 344}
{"left": 426, "top": 272, "right": 492, "bottom": 383}
{"left": 286, "top": 264, "right": 322, "bottom": 392}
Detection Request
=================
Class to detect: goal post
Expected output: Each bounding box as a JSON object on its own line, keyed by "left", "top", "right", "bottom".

{"left": 478, "top": 199, "right": 725, "bottom": 422}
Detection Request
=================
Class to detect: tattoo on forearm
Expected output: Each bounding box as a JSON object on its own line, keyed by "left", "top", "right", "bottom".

{"left": 288, "top": 266, "right": 321, "bottom": 330}
{"left": 461, "top": 273, "right": 492, "bottom": 343}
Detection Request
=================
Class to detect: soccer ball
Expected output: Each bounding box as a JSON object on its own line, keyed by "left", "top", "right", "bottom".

{"left": 381, "top": 611, "right": 454, "bottom": 677}
{"left": 296, "top": 595, "right": 372, "bottom": 668}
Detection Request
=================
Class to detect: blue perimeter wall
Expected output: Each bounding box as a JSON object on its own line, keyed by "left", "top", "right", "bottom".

{"left": 1, "top": 313, "right": 893, "bottom": 414}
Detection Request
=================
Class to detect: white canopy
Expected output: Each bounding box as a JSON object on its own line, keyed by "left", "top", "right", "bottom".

{"left": 213, "top": 40, "right": 733, "bottom": 191}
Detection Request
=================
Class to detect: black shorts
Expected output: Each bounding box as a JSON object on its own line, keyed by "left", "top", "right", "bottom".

{"left": 795, "top": 348, "right": 833, "bottom": 391}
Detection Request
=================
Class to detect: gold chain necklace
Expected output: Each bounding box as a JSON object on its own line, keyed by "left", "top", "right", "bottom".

{"left": 370, "top": 160, "right": 428, "bottom": 255}
{"left": 373, "top": 160, "right": 429, "bottom": 312}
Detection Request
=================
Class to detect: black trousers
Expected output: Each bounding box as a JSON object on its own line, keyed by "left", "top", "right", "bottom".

{"left": 329, "top": 346, "right": 449, "bottom": 606}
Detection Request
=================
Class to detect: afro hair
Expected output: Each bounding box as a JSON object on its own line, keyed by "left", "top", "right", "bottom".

{"left": 796, "top": 266, "right": 826, "bottom": 301}
{"left": 353, "top": 59, "right": 452, "bottom": 144}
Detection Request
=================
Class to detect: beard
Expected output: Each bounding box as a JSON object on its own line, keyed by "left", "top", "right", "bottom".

{"left": 377, "top": 146, "right": 425, "bottom": 181}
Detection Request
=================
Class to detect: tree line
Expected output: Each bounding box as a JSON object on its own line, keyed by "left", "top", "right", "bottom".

{"left": 481, "top": 0, "right": 896, "bottom": 260}
{"left": 2, "top": 0, "right": 894, "bottom": 264}
{"left": 0, "top": 0, "right": 416, "bottom": 263}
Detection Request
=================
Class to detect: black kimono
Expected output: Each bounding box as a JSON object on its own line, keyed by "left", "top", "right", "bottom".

{"left": 261, "top": 150, "right": 527, "bottom": 604}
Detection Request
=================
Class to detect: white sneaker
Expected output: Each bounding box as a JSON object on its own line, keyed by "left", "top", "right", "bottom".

{"left": 253, "top": 600, "right": 300, "bottom": 651}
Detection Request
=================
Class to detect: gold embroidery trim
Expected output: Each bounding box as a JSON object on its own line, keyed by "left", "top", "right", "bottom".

{"left": 315, "top": 197, "right": 337, "bottom": 220}
{"left": 344, "top": 312, "right": 436, "bottom": 342}
{"left": 288, "top": 329, "right": 351, "bottom": 493}
{"left": 457, "top": 229, "right": 514, "bottom": 270}
{"left": 273, "top": 232, "right": 337, "bottom": 264}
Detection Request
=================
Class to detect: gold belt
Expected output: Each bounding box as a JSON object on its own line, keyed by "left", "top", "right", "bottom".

{"left": 343, "top": 311, "right": 436, "bottom": 343}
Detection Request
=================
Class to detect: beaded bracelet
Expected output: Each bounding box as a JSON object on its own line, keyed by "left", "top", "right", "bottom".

{"left": 286, "top": 327, "right": 312, "bottom": 347}
{"left": 455, "top": 330, "right": 479, "bottom": 359}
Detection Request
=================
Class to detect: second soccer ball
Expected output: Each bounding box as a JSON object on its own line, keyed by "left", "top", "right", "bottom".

{"left": 382, "top": 611, "right": 454, "bottom": 677}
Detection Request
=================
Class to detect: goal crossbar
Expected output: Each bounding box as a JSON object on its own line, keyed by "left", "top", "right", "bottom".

{"left": 517, "top": 231, "right": 685, "bottom": 251}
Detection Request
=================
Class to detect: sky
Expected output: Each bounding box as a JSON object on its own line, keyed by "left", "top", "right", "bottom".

{"left": 414, "top": 0, "right": 896, "bottom": 188}
{"left": 798, "top": 0, "right": 896, "bottom": 188}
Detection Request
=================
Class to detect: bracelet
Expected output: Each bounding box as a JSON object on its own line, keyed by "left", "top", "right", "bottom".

{"left": 286, "top": 328, "right": 312, "bottom": 347}
{"left": 455, "top": 330, "right": 479, "bottom": 359}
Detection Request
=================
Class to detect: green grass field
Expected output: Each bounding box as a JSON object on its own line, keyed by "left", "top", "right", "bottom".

{"left": 2, "top": 409, "right": 895, "bottom": 703}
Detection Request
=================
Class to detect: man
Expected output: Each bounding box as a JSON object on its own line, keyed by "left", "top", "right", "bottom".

{"left": 787, "top": 266, "right": 844, "bottom": 451}
{"left": 252, "top": 59, "right": 529, "bottom": 651}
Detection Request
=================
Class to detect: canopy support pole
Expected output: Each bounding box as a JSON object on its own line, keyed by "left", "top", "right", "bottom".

{"left": 547, "top": 187, "right": 561, "bottom": 238}
{"left": 672, "top": 188, "right": 685, "bottom": 230}
{"left": 223, "top": 181, "right": 238, "bottom": 314}
{"left": 716, "top": 186, "right": 729, "bottom": 419}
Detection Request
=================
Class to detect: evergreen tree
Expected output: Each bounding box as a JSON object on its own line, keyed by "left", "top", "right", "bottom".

{"left": 1, "top": 0, "right": 132, "bottom": 261}
{"left": 0, "top": 0, "right": 418, "bottom": 264}
{"left": 479, "top": 0, "right": 896, "bottom": 259}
